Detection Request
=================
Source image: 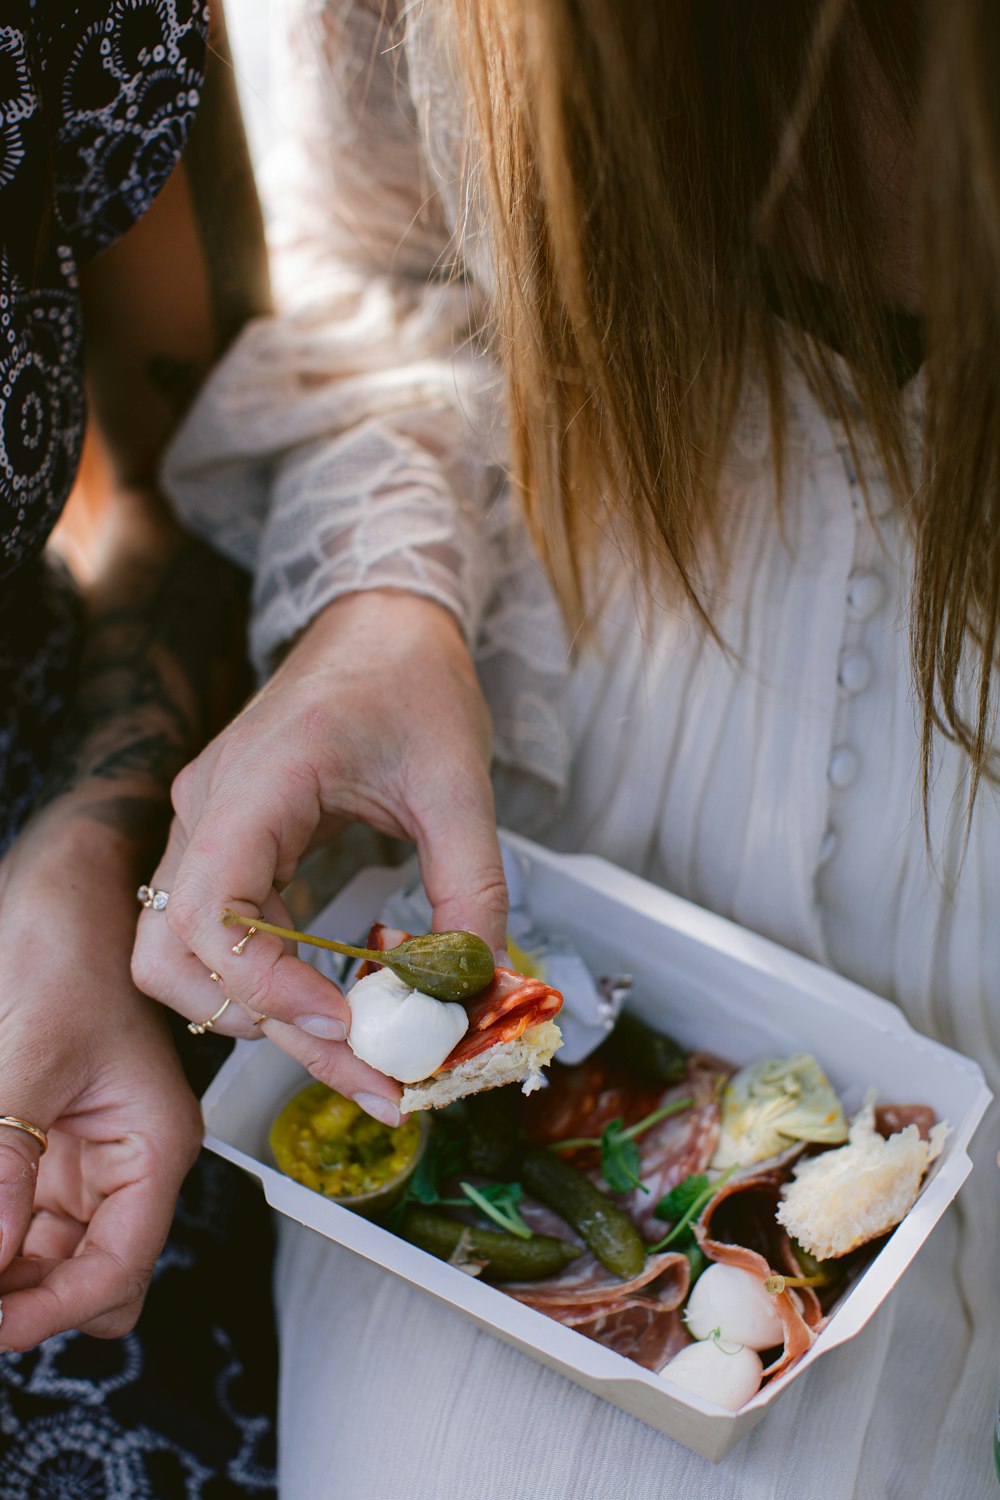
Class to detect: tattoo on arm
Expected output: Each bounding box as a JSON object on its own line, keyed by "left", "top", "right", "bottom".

{"left": 41, "top": 535, "right": 250, "bottom": 845}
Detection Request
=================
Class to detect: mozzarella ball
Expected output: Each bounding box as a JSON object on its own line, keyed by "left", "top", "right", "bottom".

{"left": 661, "top": 1337, "right": 764, "bottom": 1411}
{"left": 346, "top": 968, "right": 469, "bottom": 1084}
{"left": 683, "top": 1263, "right": 784, "bottom": 1350}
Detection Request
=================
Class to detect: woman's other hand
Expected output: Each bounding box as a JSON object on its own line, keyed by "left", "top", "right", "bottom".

{"left": 131, "top": 590, "right": 508, "bottom": 1123}
{"left": 0, "top": 803, "right": 202, "bottom": 1349}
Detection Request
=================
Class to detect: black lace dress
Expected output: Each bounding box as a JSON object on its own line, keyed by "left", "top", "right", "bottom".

{"left": 0, "top": 5, "right": 277, "bottom": 1493}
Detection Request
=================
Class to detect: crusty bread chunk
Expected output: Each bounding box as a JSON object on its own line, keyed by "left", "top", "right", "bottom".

{"left": 775, "top": 1097, "right": 949, "bottom": 1261}
{"left": 400, "top": 1021, "right": 562, "bottom": 1113}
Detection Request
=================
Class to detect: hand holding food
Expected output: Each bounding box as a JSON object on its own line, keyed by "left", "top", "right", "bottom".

{"left": 131, "top": 590, "right": 508, "bottom": 1123}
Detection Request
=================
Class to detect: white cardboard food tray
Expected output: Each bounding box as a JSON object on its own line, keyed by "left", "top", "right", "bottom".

{"left": 200, "top": 832, "right": 991, "bottom": 1463}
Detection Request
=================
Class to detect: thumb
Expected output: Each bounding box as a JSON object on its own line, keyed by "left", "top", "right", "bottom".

{"left": 413, "top": 788, "right": 509, "bottom": 954}
{"left": 0, "top": 1130, "right": 43, "bottom": 1271}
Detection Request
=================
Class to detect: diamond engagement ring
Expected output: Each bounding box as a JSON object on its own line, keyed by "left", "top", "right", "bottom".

{"left": 137, "top": 884, "right": 169, "bottom": 911}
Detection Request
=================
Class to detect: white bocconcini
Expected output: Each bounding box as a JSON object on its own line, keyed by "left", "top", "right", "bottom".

{"left": 661, "top": 1335, "right": 764, "bottom": 1411}
{"left": 683, "top": 1263, "right": 785, "bottom": 1350}
{"left": 346, "top": 968, "right": 469, "bottom": 1084}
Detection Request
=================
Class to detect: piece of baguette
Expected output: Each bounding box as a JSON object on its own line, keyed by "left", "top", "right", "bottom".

{"left": 400, "top": 1021, "right": 563, "bottom": 1113}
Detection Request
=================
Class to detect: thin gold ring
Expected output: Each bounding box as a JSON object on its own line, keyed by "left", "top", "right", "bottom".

{"left": 187, "top": 996, "right": 233, "bottom": 1036}
{"left": 0, "top": 1115, "right": 49, "bottom": 1155}
{"left": 231, "top": 925, "right": 257, "bottom": 956}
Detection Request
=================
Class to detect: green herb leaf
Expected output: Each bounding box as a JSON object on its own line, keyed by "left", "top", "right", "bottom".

{"left": 410, "top": 1127, "right": 465, "bottom": 1205}
{"left": 654, "top": 1173, "right": 710, "bottom": 1224}
{"left": 646, "top": 1164, "right": 738, "bottom": 1253}
{"left": 599, "top": 1118, "right": 647, "bottom": 1194}
{"left": 682, "top": 1241, "right": 707, "bottom": 1283}
{"left": 458, "top": 1181, "right": 534, "bottom": 1239}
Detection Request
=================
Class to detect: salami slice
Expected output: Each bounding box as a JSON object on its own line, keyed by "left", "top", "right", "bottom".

{"left": 875, "top": 1102, "right": 937, "bottom": 1140}
{"left": 619, "top": 1061, "right": 725, "bottom": 1236}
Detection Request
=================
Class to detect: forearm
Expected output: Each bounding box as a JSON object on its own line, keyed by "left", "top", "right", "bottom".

{"left": 42, "top": 485, "right": 249, "bottom": 867}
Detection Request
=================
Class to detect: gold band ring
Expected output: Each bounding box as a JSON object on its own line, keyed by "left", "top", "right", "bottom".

{"left": 187, "top": 996, "right": 233, "bottom": 1035}
{"left": 0, "top": 1115, "right": 49, "bottom": 1155}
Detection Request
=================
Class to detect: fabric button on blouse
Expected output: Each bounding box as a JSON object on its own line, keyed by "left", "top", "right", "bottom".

{"left": 837, "top": 648, "right": 873, "bottom": 693}
{"left": 846, "top": 570, "right": 885, "bottom": 620}
{"left": 827, "top": 745, "right": 860, "bottom": 789}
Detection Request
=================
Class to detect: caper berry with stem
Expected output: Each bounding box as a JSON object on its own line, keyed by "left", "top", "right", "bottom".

{"left": 220, "top": 910, "right": 495, "bottom": 1003}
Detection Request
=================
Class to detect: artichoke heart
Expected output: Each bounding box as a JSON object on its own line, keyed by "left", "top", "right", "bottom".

{"left": 712, "top": 1053, "right": 849, "bottom": 1169}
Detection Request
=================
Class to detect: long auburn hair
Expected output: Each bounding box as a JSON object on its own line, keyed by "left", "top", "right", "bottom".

{"left": 451, "top": 0, "right": 1000, "bottom": 814}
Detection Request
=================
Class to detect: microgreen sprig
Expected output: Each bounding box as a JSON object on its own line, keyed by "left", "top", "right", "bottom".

{"left": 646, "top": 1163, "right": 739, "bottom": 1253}
{"left": 551, "top": 1097, "right": 694, "bottom": 1194}
{"left": 437, "top": 1182, "right": 534, "bottom": 1240}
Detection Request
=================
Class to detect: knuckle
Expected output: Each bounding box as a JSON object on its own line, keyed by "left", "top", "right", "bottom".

{"left": 233, "top": 961, "right": 280, "bottom": 1020}
{"left": 301, "top": 1044, "right": 347, "bottom": 1092}
{"left": 163, "top": 888, "right": 205, "bottom": 948}
{"left": 169, "top": 761, "right": 201, "bottom": 825}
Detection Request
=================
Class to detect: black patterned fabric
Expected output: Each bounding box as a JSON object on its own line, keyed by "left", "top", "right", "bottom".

{"left": 0, "top": 0, "right": 210, "bottom": 846}
{"left": 0, "top": 7, "right": 279, "bottom": 1494}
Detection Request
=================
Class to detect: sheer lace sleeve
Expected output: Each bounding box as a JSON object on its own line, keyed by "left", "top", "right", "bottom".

{"left": 160, "top": 0, "right": 503, "bottom": 676}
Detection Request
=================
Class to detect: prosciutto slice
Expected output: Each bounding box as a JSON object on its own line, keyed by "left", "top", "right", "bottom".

{"left": 695, "top": 1163, "right": 824, "bottom": 1382}
{"left": 359, "top": 924, "right": 563, "bottom": 1073}
{"left": 506, "top": 1239, "right": 692, "bottom": 1373}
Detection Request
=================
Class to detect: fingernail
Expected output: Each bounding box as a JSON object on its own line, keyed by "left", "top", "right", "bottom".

{"left": 353, "top": 1093, "right": 400, "bottom": 1128}
{"left": 295, "top": 1015, "right": 348, "bottom": 1041}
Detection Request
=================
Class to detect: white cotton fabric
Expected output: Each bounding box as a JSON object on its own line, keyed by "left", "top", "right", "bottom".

{"left": 161, "top": 3, "right": 1000, "bottom": 1496}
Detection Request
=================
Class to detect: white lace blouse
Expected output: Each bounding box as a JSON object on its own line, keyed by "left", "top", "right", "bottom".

{"left": 162, "top": 3, "right": 999, "bottom": 1494}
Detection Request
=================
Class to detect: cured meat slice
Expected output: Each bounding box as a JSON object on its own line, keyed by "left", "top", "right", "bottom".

{"left": 442, "top": 972, "right": 562, "bottom": 1069}
{"left": 695, "top": 1164, "right": 824, "bottom": 1382}
{"left": 506, "top": 1242, "right": 692, "bottom": 1369}
{"left": 360, "top": 923, "right": 563, "bottom": 1073}
{"left": 875, "top": 1103, "right": 937, "bottom": 1140}
{"left": 569, "top": 1303, "right": 690, "bottom": 1373}
{"left": 619, "top": 1061, "right": 725, "bottom": 1237}
{"left": 507, "top": 1245, "right": 689, "bottom": 1311}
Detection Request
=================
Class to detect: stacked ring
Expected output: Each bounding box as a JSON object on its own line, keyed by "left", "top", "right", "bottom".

{"left": 137, "top": 884, "right": 169, "bottom": 911}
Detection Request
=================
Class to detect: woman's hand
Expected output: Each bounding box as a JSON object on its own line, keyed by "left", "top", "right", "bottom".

{"left": 131, "top": 590, "right": 508, "bottom": 1124}
{"left": 0, "top": 802, "right": 202, "bottom": 1350}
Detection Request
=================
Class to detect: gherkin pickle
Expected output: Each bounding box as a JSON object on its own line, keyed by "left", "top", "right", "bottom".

{"left": 400, "top": 1207, "right": 582, "bottom": 1281}
{"left": 521, "top": 1149, "right": 647, "bottom": 1280}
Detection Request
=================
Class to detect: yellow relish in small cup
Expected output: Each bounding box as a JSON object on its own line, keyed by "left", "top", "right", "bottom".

{"left": 270, "top": 1082, "right": 423, "bottom": 1205}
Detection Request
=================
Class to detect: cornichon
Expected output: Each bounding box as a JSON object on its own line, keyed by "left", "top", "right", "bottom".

{"left": 400, "top": 1207, "right": 582, "bottom": 1281}
{"left": 521, "top": 1148, "right": 647, "bottom": 1280}
{"left": 603, "top": 1011, "right": 687, "bottom": 1085}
